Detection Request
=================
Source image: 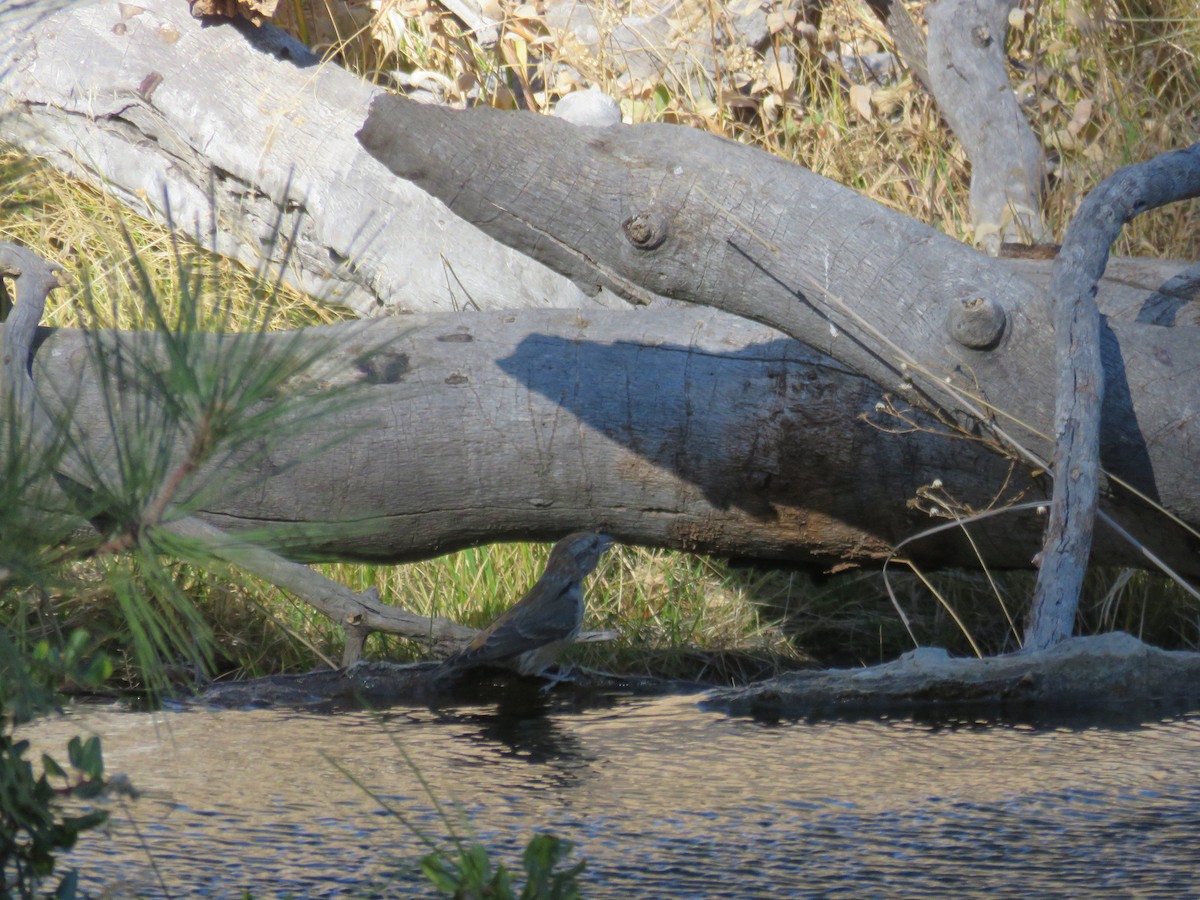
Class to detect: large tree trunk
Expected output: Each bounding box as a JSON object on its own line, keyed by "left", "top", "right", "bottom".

{"left": 10, "top": 304, "right": 1199, "bottom": 578}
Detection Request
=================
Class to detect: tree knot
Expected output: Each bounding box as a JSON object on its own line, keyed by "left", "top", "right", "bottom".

{"left": 946, "top": 294, "right": 1006, "bottom": 350}
{"left": 622, "top": 210, "right": 669, "bottom": 250}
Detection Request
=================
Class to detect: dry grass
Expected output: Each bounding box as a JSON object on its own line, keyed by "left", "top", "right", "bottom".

{"left": 0, "top": 149, "right": 344, "bottom": 332}
{"left": 4, "top": 0, "right": 1199, "bottom": 683}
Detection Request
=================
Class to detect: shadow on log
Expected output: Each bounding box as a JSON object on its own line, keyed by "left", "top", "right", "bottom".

{"left": 16, "top": 308, "right": 1200, "bottom": 576}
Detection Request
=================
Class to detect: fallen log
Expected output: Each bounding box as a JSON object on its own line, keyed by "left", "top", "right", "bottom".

{"left": 12, "top": 302, "right": 1198, "bottom": 576}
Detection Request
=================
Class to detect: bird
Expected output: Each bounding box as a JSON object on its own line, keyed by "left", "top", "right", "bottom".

{"left": 433, "top": 532, "right": 614, "bottom": 684}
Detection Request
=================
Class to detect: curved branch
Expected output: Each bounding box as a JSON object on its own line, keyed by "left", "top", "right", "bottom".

{"left": 1027, "top": 143, "right": 1200, "bottom": 649}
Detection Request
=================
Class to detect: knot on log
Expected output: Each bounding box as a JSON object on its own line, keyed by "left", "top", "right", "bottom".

{"left": 622, "top": 211, "right": 669, "bottom": 250}
{"left": 946, "top": 295, "right": 1006, "bottom": 350}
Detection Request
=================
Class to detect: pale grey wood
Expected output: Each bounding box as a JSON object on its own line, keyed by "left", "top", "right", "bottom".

{"left": 864, "top": 0, "right": 931, "bottom": 91}
{"left": 1026, "top": 143, "right": 1200, "bottom": 650}
{"left": 925, "top": 0, "right": 1046, "bottom": 253}
{"left": 166, "top": 517, "right": 475, "bottom": 664}
{"left": 1005, "top": 255, "right": 1200, "bottom": 324}
{"left": 201, "top": 631, "right": 1200, "bottom": 711}
{"left": 358, "top": 95, "right": 1200, "bottom": 552}
{"left": 17, "top": 305, "right": 1199, "bottom": 578}
{"left": 0, "top": 0, "right": 630, "bottom": 316}
{"left": 709, "top": 632, "right": 1200, "bottom": 716}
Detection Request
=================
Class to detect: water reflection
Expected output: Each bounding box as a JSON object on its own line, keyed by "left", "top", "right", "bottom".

{"left": 19, "top": 694, "right": 1200, "bottom": 898}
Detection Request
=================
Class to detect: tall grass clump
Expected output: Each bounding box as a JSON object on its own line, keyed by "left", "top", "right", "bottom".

{"left": 0, "top": 151, "right": 390, "bottom": 690}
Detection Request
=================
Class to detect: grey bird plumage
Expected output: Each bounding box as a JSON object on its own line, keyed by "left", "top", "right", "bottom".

{"left": 435, "top": 532, "right": 614, "bottom": 681}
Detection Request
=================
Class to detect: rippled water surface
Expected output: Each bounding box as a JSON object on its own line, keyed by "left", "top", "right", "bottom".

{"left": 20, "top": 693, "right": 1200, "bottom": 897}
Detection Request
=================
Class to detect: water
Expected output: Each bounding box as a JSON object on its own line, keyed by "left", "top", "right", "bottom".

{"left": 18, "top": 693, "right": 1200, "bottom": 897}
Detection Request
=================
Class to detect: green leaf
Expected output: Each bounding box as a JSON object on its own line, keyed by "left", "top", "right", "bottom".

{"left": 460, "top": 843, "right": 494, "bottom": 884}
{"left": 76, "top": 736, "right": 104, "bottom": 779}
{"left": 521, "top": 834, "right": 583, "bottom": 900}
{"left": 66, "top": 735, "right": 83, "bottom": 769}
{"left": 653, "top": 83, "right": 671, "bottom": 113}
{"left": 420, "top": 853, "right": 463, "bottom": 894}
{"left": 41, "top": 752, "right": 66, "bottom": 780}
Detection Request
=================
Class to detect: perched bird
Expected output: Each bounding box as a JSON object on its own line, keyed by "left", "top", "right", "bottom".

{"left": 435, "top": 532, "right": 614, "bottom": 683}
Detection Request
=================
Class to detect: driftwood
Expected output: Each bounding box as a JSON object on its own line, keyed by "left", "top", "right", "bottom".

{"left": 921, "top": 0, "right": 1047, "bottom": 252}
{"left": 2, "top": 279, "right": 1195, "bottom": 579}
{"left": 198, "top": 659, "right": 693, "bottom": 708}
{"left": 357, "top": 96, "right": 1200, "bottom": 647}
{"left": 196, "top": 632, "right": 1200, "bottom": 719}
{"left": 1028, "top": 148, "right": 1200, "bottom": 649}
{"left": 705, "top": 632, "right": 1200, "bottom": 718}
{"left": 1, "top": 1, "right": 1186, "bottom": 316}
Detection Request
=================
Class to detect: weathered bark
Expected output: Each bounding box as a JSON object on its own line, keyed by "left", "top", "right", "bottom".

{"left": 195, "top": 631, "right": 1200, "bottom": 713}
{"left": 358, "top": 98, "right": 1200, "bottom": 551}
{"left": 5, "top": 0, "right": 1200, "bottom": 654}
{"left": 864, "top": 0, "right": 931, "bottom": 91}
{"left": 1027, "top": 147, "right": 1200, "bottom": 650}
{"left": 1005, "top": 255, "right": 1200, "bottom": 325}
{"left": 10, "top": 0, "right": 1169, "bottom": 317}
{"left": 707, "top": 632, "right": 1200, "bottom": 717}
{"left": 0, "top": 0, "right": 632, "bottom": 316}
{"left": 8, "top": 300, "right": 1199, "bottom": 579}
{"left": 2, "top": 0, "right": 1188, "bottom": 319}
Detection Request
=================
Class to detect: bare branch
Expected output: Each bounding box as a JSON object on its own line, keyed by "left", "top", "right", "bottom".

{"left": 1026, "top": 143, "right": 1200, "bottom": 650}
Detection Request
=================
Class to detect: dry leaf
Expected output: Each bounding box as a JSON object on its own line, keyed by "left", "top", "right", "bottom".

{"left": 1067, "top": 97, "right": 1094, "bottom": 138}
{"left": 765, "top": 62, "right": 795, "bottom": 94}
{"left": 761, "top": 92, "right": 782, "bottom": 121}
{"left": 849, "top": 83, "right": 874, "bottom": 122}
{"left": 871, "top": 84, "right": 906, "bottom": 117}
{"left": 765, "top": 9, "right": 797, "bottom": 35}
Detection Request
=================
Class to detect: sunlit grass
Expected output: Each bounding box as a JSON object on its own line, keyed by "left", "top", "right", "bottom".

{"left": 318, "top": 544, "right": 810, "bottom": 683}
{"left": 0, "top": 147, "right": 347, "bottom": 332}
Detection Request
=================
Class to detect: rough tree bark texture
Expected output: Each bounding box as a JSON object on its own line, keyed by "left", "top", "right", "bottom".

{"left": 3, "top": 1, "right": 1179, "bottom": 318}
{"left": 864, "top": 0, "right": 931, "bottom": 91}
{"left": 10, "top": 305, "right": 1199, "bottom": 578}
{"left": 0, "top": 0, "right": 631, "bottom": 315}
{"left": 358, "top": 97, "right": 1200, "bottom": 545}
